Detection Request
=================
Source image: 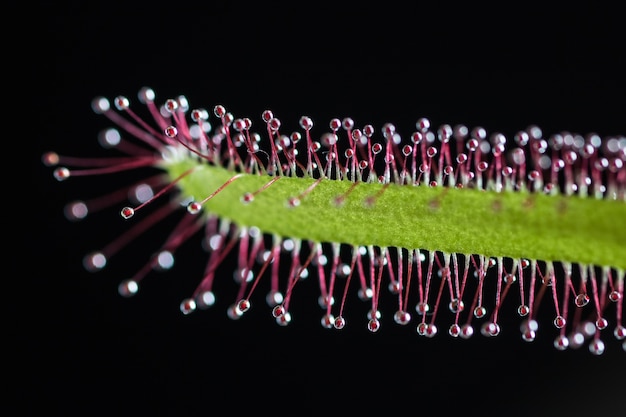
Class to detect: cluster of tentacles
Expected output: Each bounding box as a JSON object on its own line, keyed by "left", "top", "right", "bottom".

{"left": 44, "top": 87, "right": 625, "bottom": 354}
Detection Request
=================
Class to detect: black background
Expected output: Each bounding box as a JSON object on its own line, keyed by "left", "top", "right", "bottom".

{"left": 24, "top": 2, "right": 625, "bottom": 417}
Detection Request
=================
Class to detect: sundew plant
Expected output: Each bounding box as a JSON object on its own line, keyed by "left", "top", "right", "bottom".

{"left": 43, "top": 87, "right": 625, "bottom": 355}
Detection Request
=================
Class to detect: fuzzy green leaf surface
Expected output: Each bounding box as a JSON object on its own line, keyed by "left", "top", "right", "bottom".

{"left": 167, "top": 161, "right": 626, "bottom": 270}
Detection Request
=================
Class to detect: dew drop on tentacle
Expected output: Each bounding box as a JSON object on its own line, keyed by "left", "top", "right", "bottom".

{"left": 582, "top": 321, "right": 597, "bottom": 338}
{"left": 595, "top": 318, "right": 608, "bottom": 330}
{"left": 276, "top": 311, "right": 292, "bottom": 326}
{"left": 120, "top": 207, "right": 135, "bottom": 219}
{"left": 522, "top": 329, "right": 536, "bottom": 342}
{"left": 213, "top": 105, "right": 226, "bottom": 118}
{"left": 321, "top": 313, "right": 335, "bottom": 329}
{"left": 588, "top": 339, "right": 605, "bottom": 355}
{"left": 518, "top": 310, "right": 537, "bottom": 340}
{"left": 131, "top": 183, "right": 155, "bottom": 205}
{"left": 367, "top": 318, "right": 380, "bottom": 333}
{"left": 608, "top": 290, "right": 622, "bottom": 302}
{"left": 358, "top": 287, "right": 373, "bottom": 301}
{"left": 237, "top": 299, "right": 251, "bottom": 314}
{"left": 53, "top": 167, "right": 70, "bottom": 181}
{"left": 553, "top": 335, "right": 569, "bottom": 350}
{"left": 118, "top": 279, "right": 139, "bottom": 297}
{"left": 196, "top": 291, "right": 216, "bottom": 309}
{"left": 286, "top": 197, "right": 300, "bottom": 208}
{"left": 91, "top": 96, "right": 110, "bottom": 114}
{"left": 448, "top": 299, "right": 464, "bottom": 313}
{"left": 460, "top": 324, "right": 474, "bottom": 339}
{"left": 42, "top": 151, "right": 60, "bottom": 166}
{"left": 388, "top": 281, "right": 401, "bottom": 294}
{"left": 64, "top": 201, "right": 88, "bottom": 221}
{"left": 363, "top": 124, "right": 375, "bottom": 139}
{"left": 227, "top": 303, "right": 243, "bottom": 320}
{"left": 265, "top": 290, "right": 284, "bottom": 307}
{"left": 180, "top": 298, "right": 197, "bottom": 315}
{"left": 114, "top": 95, "right": 130, "bottom": 110}
{"left": 260, "top": 109, "right": 273, "bottom": 123}
{"left": 268, "top": 117, "right": 281, "bottom": 132}
{"left": 415, "top": 302, "right": 430, "bottom": 315}
{"left": 334, "top": 316, "right": 346, "bottom": 330}
{"left": 523, "top": 319, "right": 539, "bottom": 333}
{"left": 153, "top": 250, "right": 174, "bottom": 271}
{"left": 233, "top": 268, "right": 254, "bottom": 284}
{"left": 318, "top": 295, "right": 335, "bottom": 309}
{"left": 553, "top": 315, "right": 566, "bottom": 329}
{"left": 83, "top": 251, "right": 107, "bottom": 272}
{"left": 416, "top": 117, "right": 430, "bottom": 133}
{"left": 190, "top": 108, "right": 209, "bottom": 122}
{"left": 241, "top": 192, "right": 254, "bottom": 204}
{"left": 517, "top": 305, "right": 530, "bottom": 316}
{"left": 328, "top": 118, "right": 341, "bottom": 132}
{"left": 473, "top": 306, "right": 487, "bottom": 319}
{"left": 393, "top": 310, "right": 411, "bottom": 325}
{"left": 575, "top": 293, "right": 590, "bottom": 307}
{"left": 136, "top": 87, "right": 154, "bottom": 104}
{"left": 162, "top": 98, "right": 179, "bottom": 114}
{"left": 425, "top": 324, "right": 438, "bottom": 338}
{"left": 481, "top": 322, "right": 500, "bottom": 337}
{"left": 164, "top": 125, "right": 178, "bottom": 138}
{"left": 272, "top": 304, "right": 286, "bottom": 318}
{"left": 367, "top": 309, "right": 382, "bottom": 321}
{"left": 187, "top": 201, "right": 202, "bottom": 214}
{"left": 298, "top": 115, "right": 314, "bottom": 132}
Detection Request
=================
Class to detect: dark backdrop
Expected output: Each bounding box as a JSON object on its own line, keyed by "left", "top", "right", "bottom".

{"left": 24, "top": 2, "right": 625, "bottom": 417}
